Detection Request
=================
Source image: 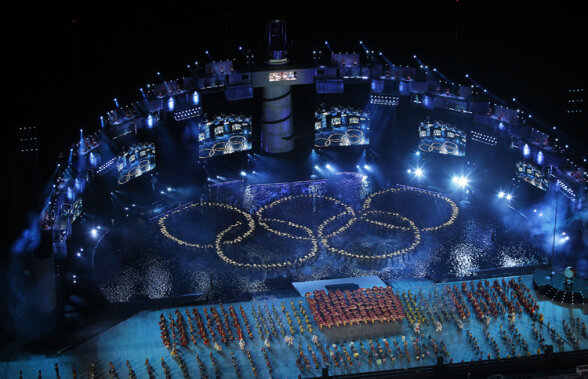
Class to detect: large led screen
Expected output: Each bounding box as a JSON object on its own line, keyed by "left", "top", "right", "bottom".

{"left": 516, "top": 161, "right": 548, "bottom": 191}
{"left": 418, "top": 121, "right": 466, "bottom": 156}
{"left": 116, "top": 142, "right": 156, "bottom": 185}
{"left": 314, "top": 106, "right": 370, "bottom": 147}
{"left": 198, "top": 114, "right": 252, "bottom": 158}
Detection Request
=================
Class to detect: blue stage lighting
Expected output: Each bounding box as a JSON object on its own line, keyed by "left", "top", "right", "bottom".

{"left": 76, "top": 252, "right": 81, "bottom": 257}
{"left": 326, "top": 164, "right": 332, "bottom": 170}
{"left": 314, "top": 165, "right": 319, "bottom": 169}
{"left": 407, "top": 169, "right": 412, "bottom": 174}
{"left": 356, "top": 165, "right": 360, "bottom": 169}
{"left": 414, "top": 168, "right": 423, "bottom": 177}
{"left": 167, "top": 97, "right": 175, "bottom": 111}
{"left": 498, "top": 191, "right": 505, "bottom": 198}
{"left": 363, "top": 164, "right": 369, "bottom": 169}
{"left": 506, "top": 194, "right": 512, "bottom": 201}
{"left": 167, "top": 187, "right": 172, "bottom": 192}
{"left": 452, "top": 175, "right": 469, "bottom": 188}
{"left": 240, "top": 171, "right": 247, "bottom": 176}
{"left": 91, "top": 228, "right": 98, "bottom": 238}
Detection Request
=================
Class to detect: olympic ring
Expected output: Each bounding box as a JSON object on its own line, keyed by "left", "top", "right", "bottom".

{"left": 315, "top": 129, "right": 365, "bottom": 147}
{"left": 200, "top": 135, "right": 248, "bottom": 158}
{"left": 362, "top": 186, "right": 459, "bottom": 232}
{"left": 214, "top": 219, "right": 319, "bottom": 269}
{"left": 256, "top": 194, "right": 355, "bottom": 241}
{"left": 419, "top": 140, "right": 459, "bottom": 155}
{"left": 158, "top": 202, "right": 255, "bottom": 248}
{"left": 158, "top": 186, "right": 459, "bottom": 267}
{"left": 318, "top": 211, "right": 421, "bottom": 259}
{"left": 117, "top": 159, "right": 154, "bottom": 185}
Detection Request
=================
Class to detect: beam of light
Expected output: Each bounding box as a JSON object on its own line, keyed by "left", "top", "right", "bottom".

{"left": 414, "top": 168, "right": 423, "bottom": 177}
{"left": 240, "top": 171, "right": 247, "bottom": 176}
{"left": 498, "top": 191, "right": 505, "bottom": 198}
{"left": 90, "top": 228, "right": 98, "bottom": 238}
{"left": 452, "top": 175, "right": 469, "bottom": 188}
{"left": 506, "top": 193, "right": 512, "bottom": 201}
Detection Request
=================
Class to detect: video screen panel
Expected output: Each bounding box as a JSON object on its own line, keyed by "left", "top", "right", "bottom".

{"left": 198, "top": 114, "right": 252, "bottom": 158}
{"left": 418, "top": 121, "right": 466, "bottom": 156}
{"left": 314, "top": 106, "right": 370, "bottom": 147}
{"left": 116, "top": 142, "right": 156, "bottom": 185}
{"left": 60, "top": 197, "right": 82, "bottom": 223}
{"left": 516, "top": 161, "right": 548, "bottom": 191}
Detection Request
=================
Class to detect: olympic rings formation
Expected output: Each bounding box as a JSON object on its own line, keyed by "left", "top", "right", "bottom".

{"left": 314, "top": 129, "right": 365, "bottom": 147}
{"left": 158, "top": 202, "right": 255, "bottom": 248}
{"left": 418, "top": 140, "right": 459, "bottom": 155}
{"left": 362, "top": 186, "right": 459, "bottom": 232}
{"left": 157, "top": 186, "right": 459, "bottom": 268}
{"left": 200, "top": 135, "right": 248, "bottom": 158}
{"left": 118, "top": 160, "right": 152, "bottom": 185}
{"left": 256, "top": 194, "right": 355, "bottom": 241}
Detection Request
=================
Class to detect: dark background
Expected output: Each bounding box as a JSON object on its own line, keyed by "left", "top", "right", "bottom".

{"left": 2, "top": 1, "right": 586, "bottom": 253}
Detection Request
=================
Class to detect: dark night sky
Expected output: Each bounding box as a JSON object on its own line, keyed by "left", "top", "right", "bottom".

{"left": 2, "top": 1, "right": 586, "bottom": 246}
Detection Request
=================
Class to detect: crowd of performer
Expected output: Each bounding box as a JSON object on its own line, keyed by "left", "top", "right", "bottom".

{"left": 21, "top": 277, "right": 587, "bottom": 378}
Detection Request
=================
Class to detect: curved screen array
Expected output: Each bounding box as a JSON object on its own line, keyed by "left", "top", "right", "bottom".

{"left": 314, "top": 106, "right": 370, "bottom": 148}
{"left": 516, "top": 161, "right": 548, "bottom": 191}
{"left": 116, "top": 142, "right": 156, "bottom": 185}
{"left": 418, "top": 121, "right": 467, "bottom": 157}
{"left": 198, "top": 114, "right": 252, "bottom": 158}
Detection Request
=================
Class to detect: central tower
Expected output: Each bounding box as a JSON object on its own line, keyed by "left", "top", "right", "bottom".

{"left": 261, "top": 20, "right": 295, "bottom": 153}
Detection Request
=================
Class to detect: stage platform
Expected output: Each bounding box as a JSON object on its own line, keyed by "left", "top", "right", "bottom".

{"left": 2, "top": 275, "right": 587, "bottom": 379}
{"left": 533, "top": 268, "right": 587, "bottom": 305}
{"left": 292, "top": 275, "right": 387, "bottom": 296}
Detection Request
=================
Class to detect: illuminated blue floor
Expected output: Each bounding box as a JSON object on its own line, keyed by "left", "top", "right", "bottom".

{"left": 3, "top": 275, "right": 586, "bottom": 378}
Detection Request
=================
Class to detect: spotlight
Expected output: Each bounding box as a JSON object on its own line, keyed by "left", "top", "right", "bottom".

{"left": 407, "top": 169, "right": 412, "bottom": 174}
{"left": 326, "top": 164, "right": 331, "bottom": 169}
{"left": 240, "top": 171, "right": 247, "bottom": 176}
{"left": 498, "top": 191, "right": 505, "bottom": 199}
{"left": 314, "top": 165, "right": 319, "bottom": 169}
{"left": 452, "top": 175, "right": 469, "bottom": 188}
{"left": 167, "top": 187, "right": 172, "bottom": 192}
{"left": 506, "top": 194, "right": 512, "bottom": 201}
{"left": 414, "top": 168, "right": 423, "bottom": 177}
{"left": 363, "top": 164, "right": 369, "bottom": 169}
{"left": 90, "top": 228, "right": 98, "bottom": 238}
{"left": 76, "top": 252, "right": 81, "bottom": 257}
{"left": 356, "top": 165, "right": 360, "bottom": 169}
